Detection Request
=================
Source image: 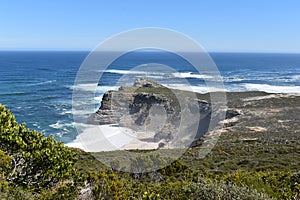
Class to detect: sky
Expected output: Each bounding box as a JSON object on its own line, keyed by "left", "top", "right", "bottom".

{"left": 0, "top": 0, "right": 300, "bottom": 52}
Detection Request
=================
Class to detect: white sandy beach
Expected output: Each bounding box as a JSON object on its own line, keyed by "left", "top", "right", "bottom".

{"left": 66, "top": 124, "right": 160, "bottom": 152}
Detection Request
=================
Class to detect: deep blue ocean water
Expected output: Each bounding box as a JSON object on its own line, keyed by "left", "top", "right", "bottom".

{"left": 0, "top": 51, "right": 300, "bottom": 143}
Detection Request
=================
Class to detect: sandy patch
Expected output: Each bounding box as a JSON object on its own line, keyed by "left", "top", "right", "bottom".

{"left": 247, "top": 126, "right": 267, "bottom": 132}
{"left": 66, "top": 124, "right": 162, "bottom": 152}
{"left": 242, "top": 93, "right": 300, "bottom": 102}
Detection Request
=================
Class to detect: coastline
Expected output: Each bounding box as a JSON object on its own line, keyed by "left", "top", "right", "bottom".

{"left": 67, "top": 90, "right": 300, "bottom": 152}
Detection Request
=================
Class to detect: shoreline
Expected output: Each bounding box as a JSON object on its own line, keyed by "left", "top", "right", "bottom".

{"left": 67, "top": 90, "right": 300, "bottom": 152}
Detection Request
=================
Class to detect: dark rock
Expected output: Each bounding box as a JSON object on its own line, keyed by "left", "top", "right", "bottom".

{"left": 133, "top": 77, "right": 165, "bottom": 88}
{"left": 225, "top": 109, "right": 240, "bottom": 119}
{"left": 88, "top": 78, "right": 239, "bottom": 143}
{"left": 158, "top": 142, "right": 165, "bottom": 148}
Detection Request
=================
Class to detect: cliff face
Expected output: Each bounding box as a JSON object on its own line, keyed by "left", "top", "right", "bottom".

{"left": 88, "top": 78, "right": 235, "bottom": 143}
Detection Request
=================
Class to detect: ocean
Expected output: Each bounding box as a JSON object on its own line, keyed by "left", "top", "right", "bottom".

{"left": 0, "top": 51, "right": 300, "bottom": 144}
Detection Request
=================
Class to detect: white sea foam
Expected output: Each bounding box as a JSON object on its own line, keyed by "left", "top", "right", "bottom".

{"left": 166, "top": 84, "right": 227, "bottom": 93}
{"left": 70, "top": 84, "right": 117, "bottom": 93}
{"left": 172, "top": 72, "right": 214, "bottom": 79}
{"left": 94, "top": 96, "right": 103, "bottom": 101}
{"left": 32, "top": 122, "right": 41, "bottom": 129}
{"left": 136, "top": 75, "right": 166, "bottom": 79}
{"left": 59, "top": 110, "right": 72, "bottom": 115}
{"left": 27, "top": 80, "right": 56, "bottom": 86}
{"left": 97, "top": 86, "right": 118, "bottom": 93}
{"left": 103, "top": 69, "right": 146, "bottom": 75}
{"left": 244, "top": 84, "right": 300, "bottom": 94}
{"left": 291, "top": 75, "right": 300, "bottom": 81}
{"left": 69, "top": 109, "right": 93, "bottom": 116}
{"left": 223, "top": 77, "right": 246, "bottom": 82}
{"left": 102, "top": 69, "right": 219, "bottom": 80}
{"left": 49, "top": 120, "right": 75, "bottom": 129}
{"left": 70, "top": 83, "right": 98, "bottom": 92}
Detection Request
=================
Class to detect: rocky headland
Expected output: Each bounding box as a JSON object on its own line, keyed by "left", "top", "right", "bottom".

{"left": 87, "top": 78, "right": 239, "bottom": 148}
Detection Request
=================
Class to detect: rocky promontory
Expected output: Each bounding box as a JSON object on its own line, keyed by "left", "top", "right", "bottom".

{"left": 88, "top": 78, "right": 238, "bottom": 145}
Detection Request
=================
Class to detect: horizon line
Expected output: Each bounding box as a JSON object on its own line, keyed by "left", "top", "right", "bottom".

{"left": 0, "top": 49, "right": 300, "bottom": 54}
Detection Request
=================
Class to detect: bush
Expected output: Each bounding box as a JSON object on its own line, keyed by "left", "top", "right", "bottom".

{"left": 224, "top": 169, "right": 300, "bottom": 199}
{"left": 0, "top": 104, "right": 78, "bottom": 191}
{"left": 182, "top": 179, "right": 272, "bottom": 200}
{"left": 86, "top": 167, "right": 271, "bottom": 200}
{"left": 0, "top": 185, "right": 35, "bottom": 200}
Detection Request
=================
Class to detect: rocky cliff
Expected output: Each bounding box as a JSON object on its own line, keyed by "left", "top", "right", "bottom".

{"left": 88, "top": 78, "right": 238, "bottom": 145}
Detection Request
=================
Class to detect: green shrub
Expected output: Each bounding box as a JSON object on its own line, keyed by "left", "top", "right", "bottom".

{"left": 0, "top": 185, "right": 35, "bottom": 200}
{"left": 182, "top": 179, "right": 271, "bottom": 200}
{"left": 0, "top": 104, "right": 78, "bottom": 192}
{"left": 224, "top": 169, "right": 300, "bottom": 199}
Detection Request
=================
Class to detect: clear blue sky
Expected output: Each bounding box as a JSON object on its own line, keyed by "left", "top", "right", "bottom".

{"left": 1, "top": 0, "right": 300, "bottom": 52}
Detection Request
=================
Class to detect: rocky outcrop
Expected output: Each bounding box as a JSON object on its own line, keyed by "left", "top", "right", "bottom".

{"left": 88, "top": 78, "right": 238, "bottom": 143}
{"left": 132, "top": 77, "right": 165, "bottom": 88}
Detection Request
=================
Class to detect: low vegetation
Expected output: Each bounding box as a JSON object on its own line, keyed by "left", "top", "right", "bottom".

{"left": 0, "top": 91, "right": 300, "bottom": 199}
{"left": 0, "top": 104, "right": 80, "bottom": 199}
